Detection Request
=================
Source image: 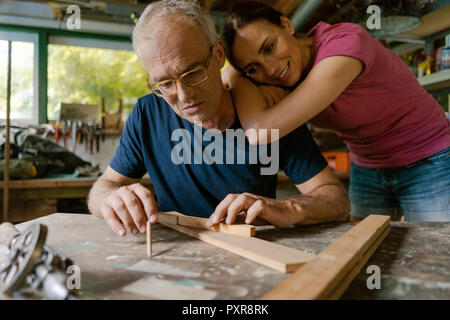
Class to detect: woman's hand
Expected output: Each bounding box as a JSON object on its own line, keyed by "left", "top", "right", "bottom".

{"left": 222, "top": 65, "right": 288, "bottom": 107}
{"left": 259, "top": 85, "right": 290, "bottom": 107}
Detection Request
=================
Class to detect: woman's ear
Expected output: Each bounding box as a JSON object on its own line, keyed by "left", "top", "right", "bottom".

{"left": 280, "top": 16, "right": 294, "bottom": 35}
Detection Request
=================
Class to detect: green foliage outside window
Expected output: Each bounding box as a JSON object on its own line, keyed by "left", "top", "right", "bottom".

{"left": 48, "top": 44, "right": 148, "bottom": 120}
{"left": 0, "top": 40, "right": 34, "bottom": 120}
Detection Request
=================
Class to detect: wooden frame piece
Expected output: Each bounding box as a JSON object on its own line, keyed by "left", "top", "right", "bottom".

{"left": 262, "top": 215, "right": 391, "bottom": 300}
{"left": 327, "top": 224, "right": 391, "bottom": 299}
{"left": 158, "top": 219, "right": 316, "bottom": 273}
{"left": 159, "top": 211, "right": 256, "bottom": 237}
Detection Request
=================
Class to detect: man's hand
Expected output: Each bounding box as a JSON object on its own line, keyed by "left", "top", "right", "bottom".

{"left": 206, "top": 192, "right": 300, "bottom": 229}
{"left": 100, "top": 183, "right": 158, "bottom": 237}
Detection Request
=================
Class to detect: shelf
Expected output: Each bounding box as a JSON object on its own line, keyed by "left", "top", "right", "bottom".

{"left": 418, "top": 69, "right": 450, "bottom": 91}
{"left": 403, "top": 4, "right": 450, "bottom": 38}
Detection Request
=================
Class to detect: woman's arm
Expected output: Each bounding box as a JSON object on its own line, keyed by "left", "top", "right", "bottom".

{"left": 223, "top": 56, "right": 363, "bottom": 144}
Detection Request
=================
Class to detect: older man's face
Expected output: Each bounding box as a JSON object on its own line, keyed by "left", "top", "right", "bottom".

{"left": 138, "top": 18, "right": 225, "bottom": 124}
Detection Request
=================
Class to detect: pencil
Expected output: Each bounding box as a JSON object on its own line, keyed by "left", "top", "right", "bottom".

{"left": 146, "top": 220, "right": 152, "bottom": 258}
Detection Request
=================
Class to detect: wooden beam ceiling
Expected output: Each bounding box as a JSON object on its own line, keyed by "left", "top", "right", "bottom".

{"left": 210, "top": 0, "right": 305, "bottom": 17}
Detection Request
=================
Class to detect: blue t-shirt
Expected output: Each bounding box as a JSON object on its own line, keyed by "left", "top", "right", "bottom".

{"left": 110, "top": 94, "right": 327, "bottom": 218}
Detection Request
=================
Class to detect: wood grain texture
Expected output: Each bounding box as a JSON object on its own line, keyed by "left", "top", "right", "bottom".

{"left": 262, "top": 215, "right": 390, "bottom": 299}
{"left": 159, "top": 220, "right": 316, "bottom": 273}
{"left": 157, "top": 213, "right": 178, "bottom": 225}
{"left": 327, "top": 225, "right": 391, "bottom": 300}
{"left": 159, "top": 211, "right": 256, "bottom": 237}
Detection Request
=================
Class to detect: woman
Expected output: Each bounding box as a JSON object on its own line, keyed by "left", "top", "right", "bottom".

{"left": 221, "top": 1, "right": 449, "bottom": 221}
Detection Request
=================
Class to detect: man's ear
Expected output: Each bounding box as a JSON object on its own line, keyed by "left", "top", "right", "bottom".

{"left": 280, "top": 16, "right": 294, "bottom": 35}
{"left": 214, "top": 39, "right": 226, "bottom": 68}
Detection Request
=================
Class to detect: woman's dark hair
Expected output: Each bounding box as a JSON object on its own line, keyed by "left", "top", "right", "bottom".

{"left": 222, "top": 1, "right": 284, "bottom": 72}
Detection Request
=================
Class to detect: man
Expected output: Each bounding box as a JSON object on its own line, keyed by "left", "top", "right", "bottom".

{"left": 88, "top": 0, "right": 349, "bottom": 237}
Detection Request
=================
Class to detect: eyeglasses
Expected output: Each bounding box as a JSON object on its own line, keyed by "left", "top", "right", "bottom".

{"left": 148, "top": 46, "right": 214, "bottom": 97}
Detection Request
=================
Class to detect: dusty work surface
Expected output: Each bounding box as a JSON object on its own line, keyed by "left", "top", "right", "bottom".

{"left": 14, "top": 213, "right": 450, "bottom": 300}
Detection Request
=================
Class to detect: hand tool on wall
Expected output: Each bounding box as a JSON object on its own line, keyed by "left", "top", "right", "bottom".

{"left": 0, "top": 223, "right": 78, "bottom": 299}
{"left": 88, "top": 122, "right": 94, "bottom": 155}
{"left": 71, "top": 120, "right": 77, "bottom": 153}
{"left": 62, "top": 121, "right": 67, "bottom": 149}
{"left": 101, "top": 97, "right": 106, "bottom": 142}
{"left": 66, "top": 120, "right": 71, "bottom": 143}
{"left": 95, "top": 123, "right": 100, "bottom": 153}
{"left": 77, "top": 121, "right": 82, "bottom": 143}
{"left": 79, "top": 122, "right": 85, "bottom": 144}
{"left": 54, "top": 120, "right": 60, "bottom": 145}
{"left": 85, "top": 122, "right": 89, "bottom": 152}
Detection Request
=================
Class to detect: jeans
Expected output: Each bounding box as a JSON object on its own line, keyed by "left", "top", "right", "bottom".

{"left": 349, "top": 147, "right": 450, "bottom": 221}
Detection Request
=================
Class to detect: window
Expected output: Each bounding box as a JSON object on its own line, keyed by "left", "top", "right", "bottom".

{"left": 0, "top": 31, "right": 38, "bottom": 123}
{"left": 47, "top": 37, "right": 148, "bottom": 121}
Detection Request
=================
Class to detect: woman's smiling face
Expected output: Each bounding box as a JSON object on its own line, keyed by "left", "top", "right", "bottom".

{"left": 231, "top": 17, "right": 306, "bottom": 87}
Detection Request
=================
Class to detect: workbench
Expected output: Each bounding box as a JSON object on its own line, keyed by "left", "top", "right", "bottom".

{"left": 0, "top": 172, "right": 344, "bottom": 222}
{"left": 11, "top": 212, "right": 450, "bottom": 300}
{"left": 0, "top": 177, "right": 153, "bottom": 200}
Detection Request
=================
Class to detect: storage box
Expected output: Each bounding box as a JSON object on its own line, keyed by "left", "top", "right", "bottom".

{"left": 322, "top": 151, "right": 350, "bottom": 172}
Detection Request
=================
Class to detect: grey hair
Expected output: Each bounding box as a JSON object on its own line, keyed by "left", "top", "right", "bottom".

{"left": 132, "top": 0, "right": 218, "bottom": 53}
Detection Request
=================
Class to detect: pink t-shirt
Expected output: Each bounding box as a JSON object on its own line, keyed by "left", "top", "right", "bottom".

{"left": 306, "top": 22, "right": 450, "bottom": 168}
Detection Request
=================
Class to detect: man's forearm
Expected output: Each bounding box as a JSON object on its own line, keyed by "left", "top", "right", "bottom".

{"left": 287, "top": 184, "right": 350, "bottom": 225}
{"left": 88, "top": 179, "right": 121, "bottom": 218}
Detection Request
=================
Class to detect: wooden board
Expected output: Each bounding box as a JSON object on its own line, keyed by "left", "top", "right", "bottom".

{"left": 262, "top": 215, "right": 390, "bottom": 299}
{"left": 159, "top": 220, "right": 316, "bottom": 273}
{"left": 159, "top": 211, "right": 255, "bottom": 237}
{"left": 328, "top": 224, "right": 391, "bottom": 299}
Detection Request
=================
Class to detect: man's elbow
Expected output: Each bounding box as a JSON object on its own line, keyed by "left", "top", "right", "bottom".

{"left": 335, "top": 185, "right": 350, "bottom": 221}
{"left": 337, "top": 204, "right": 350, "bottom": 222}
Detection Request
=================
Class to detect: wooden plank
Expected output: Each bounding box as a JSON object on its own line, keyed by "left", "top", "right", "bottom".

{"left": 327, "top": 224, "right": 391, "bottom": 300}
{"left": 159, "top": 211, "right": 256, "bottom": 237}
{"left": 0, "top": 178, "right": 153, "bottom": 200}
{"left": 159, "top": 221, "right": 316, "bottom": 273}
{"left": 2, "top": 187, "right": 91, "bottom": 200}
{"left": 274, "top": 0, "right": 304, "bottom": 16}
{"left": 262, "top": 215, "right": 390, "bottom": 299}
{"left": 0, "top": 199, "right": 57, "bottom": 223}
{"left": 158, "top": 212, "right": 178, "bottom": 225}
